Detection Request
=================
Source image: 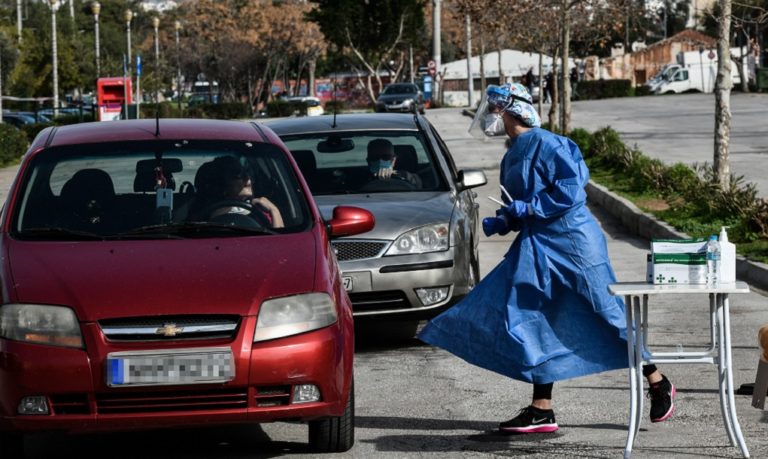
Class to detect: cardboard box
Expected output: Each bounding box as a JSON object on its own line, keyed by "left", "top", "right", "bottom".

{"left": 650, "top": 238, "right": 708, "bottom": 285}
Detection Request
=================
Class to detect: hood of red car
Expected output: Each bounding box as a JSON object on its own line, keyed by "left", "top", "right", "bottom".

{"left": 6, "top": 233, "right": 317, "bottom": 322}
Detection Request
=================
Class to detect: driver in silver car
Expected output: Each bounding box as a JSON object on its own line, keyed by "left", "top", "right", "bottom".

{"left": 365, "top": 138, "right": 422, "bottom": 188}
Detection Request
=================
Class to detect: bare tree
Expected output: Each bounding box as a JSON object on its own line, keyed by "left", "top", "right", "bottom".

{"left": 714, "top": 0, "right": 733, "bottom": 188}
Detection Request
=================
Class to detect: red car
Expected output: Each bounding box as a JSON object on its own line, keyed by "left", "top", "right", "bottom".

{"left": 0, "top": 119, "right": 373, "bottom": 456}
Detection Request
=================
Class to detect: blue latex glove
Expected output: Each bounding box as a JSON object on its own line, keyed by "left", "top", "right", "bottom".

{"left": 503, "top": 200, "right": 530, "bottom": 219}
{"left": 482, "top": 216, "right": 508, "bottom": 237}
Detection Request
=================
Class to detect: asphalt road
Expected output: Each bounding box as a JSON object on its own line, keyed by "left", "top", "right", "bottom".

{"left": 8, "top": 103, "right": 768, "bottom": 458}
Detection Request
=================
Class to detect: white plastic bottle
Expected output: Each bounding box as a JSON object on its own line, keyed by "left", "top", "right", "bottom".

{"left": 719, "top": 226, "right": 736, "bottom": 283}
{"left": 706, "top": 235, "right": 721, "bottom": 285}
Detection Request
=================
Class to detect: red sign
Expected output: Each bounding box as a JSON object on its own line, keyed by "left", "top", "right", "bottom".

{"left": 708, "top": 50, "right": 716, "bottom": 60}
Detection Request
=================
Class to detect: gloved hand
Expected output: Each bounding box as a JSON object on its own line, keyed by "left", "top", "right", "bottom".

{"left": 482, "top": 216, "right": 508, "bottom": 237}
{"left": 502, "top": 200, "right": 530, "bottom": 219}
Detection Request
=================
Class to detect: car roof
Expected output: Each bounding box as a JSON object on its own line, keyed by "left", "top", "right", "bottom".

{"left": 33, "top": 119, "right": 273, "bottom": 149}
{"left": 264, "top": 113, "right": 421, "bottom": 136}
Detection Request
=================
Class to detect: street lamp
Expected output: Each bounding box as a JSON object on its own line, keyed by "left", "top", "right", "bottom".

{"left": 49, "top": 0, "right": 61, "bottom": 118}
{"left": 92, "top": 2, "right": 101, "bottom": 78}
{"left": 152, "top": 16, "right": 160, "bottom": 102}
{"left": 175, "top": 20, "right": 182, "bottom": 113}
{"left": 125, "top": 9, "right": 133, "bottom": 70}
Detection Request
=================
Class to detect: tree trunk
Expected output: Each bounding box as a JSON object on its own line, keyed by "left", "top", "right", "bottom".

{"left": 308, "top": 59, "right": 316, "bottom": 97}
{"left": 548, "top": 46, "right": 560, "bottom": 131}
{"left": 714, "top": 0, "right": 733, "bottom": 188}
{"left": 479, "top": 33, "right": 486, "bottom": 91}
{"left": 498, "top": 46, "right": 504, "bottom": 84}
{"left": 537, "top": 52, "right": 543, "bottom": 117}
{"left": 561, "top": 0, "right": 571, "bottom": 134}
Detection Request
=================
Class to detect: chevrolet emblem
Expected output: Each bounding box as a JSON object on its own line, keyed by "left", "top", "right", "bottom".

{"left": 156, "top": 323, "right": 184, "bottom": 337}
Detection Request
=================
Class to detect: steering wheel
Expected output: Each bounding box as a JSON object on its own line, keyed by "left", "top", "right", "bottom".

{"left": 358, "top": 175, "right": 417, "bottom": 192}
{"left": 196, "top": 199, "right": 272, "bottom": 228}
{"left": 179, "top": 181, "right": 195, "bottom": 195}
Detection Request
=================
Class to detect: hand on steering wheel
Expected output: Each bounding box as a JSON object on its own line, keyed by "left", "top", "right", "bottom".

{"left": 196, "top": 199, "right": 272, "bottom": 228}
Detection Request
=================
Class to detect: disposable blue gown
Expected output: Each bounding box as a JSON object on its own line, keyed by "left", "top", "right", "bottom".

{"left": 419, "top": 127, "right": 629, "bottom": 384}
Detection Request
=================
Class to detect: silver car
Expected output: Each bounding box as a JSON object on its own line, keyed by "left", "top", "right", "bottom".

{"left": 266, "top": 113, "right": 486, "bottom": 323}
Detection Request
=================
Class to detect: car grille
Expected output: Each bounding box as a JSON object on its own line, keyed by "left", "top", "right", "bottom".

{"left": 254, "top": 385, "right": 292, "bottom": 407}
{"left": 50, "top": 394, "right": 90, "bottom": 415}
{"left": 96, "top": 387, "right": 248, "bottom": 414}
{"left": 348, "top": 290, "right": 411, "bottom": 312}
{"left": 99, "top": 315, "right": 240, "bottom": 342}
{"left": 332, "top": 240, "right": 388, "bottom": 261}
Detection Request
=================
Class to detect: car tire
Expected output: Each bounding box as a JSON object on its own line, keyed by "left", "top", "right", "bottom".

{"left": 419, "top": 106, "right": 425, "bottom": 115}
{"left": 308, "top": 384, "right": 354, "bottom": 453}
{"left": 0, "top": 432, "right": 24, "bottom": 458}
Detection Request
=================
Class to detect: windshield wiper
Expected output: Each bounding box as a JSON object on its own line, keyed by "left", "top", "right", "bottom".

{"left": 19, "top": 227, "right": 105, "bottom": 241}
{"left": 113, "top": 222, "right": 277, "bottom": 238}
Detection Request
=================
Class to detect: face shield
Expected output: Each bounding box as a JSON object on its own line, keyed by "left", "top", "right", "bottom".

{"left": 468, "top": 85, "right": 509, "bottom": 140}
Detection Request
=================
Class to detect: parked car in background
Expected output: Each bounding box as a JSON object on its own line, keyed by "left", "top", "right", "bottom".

{"left": 374, "top": 83, "right": 426, "bottom": 114}
{"left": 2, "top": 112, "right": 38, "bottom": 129}
{"left": 0, "top": 119, "right": 373, "bottom": 456}
{"left": 285, "top": 96, "right": 325, "bottom": 116}
{"left": 266, "top": 113, "right": 486, "bottom": 332}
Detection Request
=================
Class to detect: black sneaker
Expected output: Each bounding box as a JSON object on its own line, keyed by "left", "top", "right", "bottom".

{"left": 499, "top": 405, "right": 559, "bottom": 433}
{"left": 648, "top": 374, "right": 676, "bottom": 422}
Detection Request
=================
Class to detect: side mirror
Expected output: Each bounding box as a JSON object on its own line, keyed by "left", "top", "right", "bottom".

{"left": 457, "top": 169, "right": 488, "bottom": 191}
{"left": 327, "top": 206, "right": 375, "bottom": 237}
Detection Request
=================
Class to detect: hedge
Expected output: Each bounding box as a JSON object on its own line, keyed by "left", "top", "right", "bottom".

{"left": 577, "top": 79, "right": 633, "bottom": 100}
{"left": 185, "top": 102, "right": 251, "bottom": 119}
{"left": 0, "top": 124, "right": 29, "bottom": 165}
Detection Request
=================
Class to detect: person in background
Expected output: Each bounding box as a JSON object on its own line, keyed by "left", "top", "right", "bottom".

{"left": 570, "top": 67, "right": 580, "bottom": 100}
{"left": 419, "top": 83, "right": 675, "bottom": 434}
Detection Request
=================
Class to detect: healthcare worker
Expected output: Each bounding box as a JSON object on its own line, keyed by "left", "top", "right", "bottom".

{"left": 419, "top": 83, "right": 675, "bottom": 434}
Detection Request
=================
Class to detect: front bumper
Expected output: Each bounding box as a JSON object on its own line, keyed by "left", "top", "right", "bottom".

{"left": 340, "top": 247, "right": 470, "bottom": 317}
{"left": 0, "top": 317, "right": 351, "bottom": 434}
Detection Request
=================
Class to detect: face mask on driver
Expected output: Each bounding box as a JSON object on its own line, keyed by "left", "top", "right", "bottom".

{"left": 484, "top": 113, "right": 506, "bottom": 136}
{"left": 369, "top": 159, "right": 393, "bottom": 174}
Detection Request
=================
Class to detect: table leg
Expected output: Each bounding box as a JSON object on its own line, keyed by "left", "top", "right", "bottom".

{"left": 635, "top": 296, "right": 645, "bottom": 436}
{"left": 715, "top": 293, "right": 737, "bottom": 446}
{"left": 721, "top": 294, "right": 750, "bottom": 458}
{"left": 624, "top": 294, "right": 638, "bottom": 459}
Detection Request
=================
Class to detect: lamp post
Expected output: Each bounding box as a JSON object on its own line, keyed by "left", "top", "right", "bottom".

{"left": 92, "top": 2, "right": 101, "bottom": 78}
{"left": 175, "top": 20, "right": 182, "bottom": 113}
{"left": 49, "top": 0, "right": 61, "bottom": 118}
{"left": 125, "top": 9, "right": 133, "bottom": 71}
{"left": 152, "top": 16, "right": 160, "bottom": 103}
{"left": 17, "top": 0, "right": 22, "bottom": 43}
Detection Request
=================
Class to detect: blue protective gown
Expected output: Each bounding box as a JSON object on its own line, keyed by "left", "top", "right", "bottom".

{"left": 418, "top": 127, "right": 629, "bottom": 384}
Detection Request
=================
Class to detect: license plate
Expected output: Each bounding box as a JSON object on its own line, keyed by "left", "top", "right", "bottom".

{"left": 342, "top": 276, "right": 353, "bottom": 291}
{"left": 106, "top": 347, "right": 234, "bottom": 387}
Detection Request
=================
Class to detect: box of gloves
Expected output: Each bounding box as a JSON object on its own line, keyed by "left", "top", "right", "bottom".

{"left": 650, "top": 238, "right": 708, "bottom": 284}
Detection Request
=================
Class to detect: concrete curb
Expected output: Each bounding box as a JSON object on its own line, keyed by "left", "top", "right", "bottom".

{"left": 587, "top": 180, "right": 768, "bottom": 292}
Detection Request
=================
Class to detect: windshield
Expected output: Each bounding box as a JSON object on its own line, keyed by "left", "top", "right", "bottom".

{"left": 382, "top": 85, "right": 418, "bottom": 95}
{"left": 279, "top": 131, "right": 446, "bottom": 195}
{"left": 12, "top": 140, "right": 312, "bottom": 240}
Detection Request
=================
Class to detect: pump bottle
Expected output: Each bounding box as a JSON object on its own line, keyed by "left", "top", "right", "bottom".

{"left": 719, "top": 227, "right": 736, "bottom": 283}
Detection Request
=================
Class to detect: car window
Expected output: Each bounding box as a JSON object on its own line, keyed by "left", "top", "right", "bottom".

{"left": 12, "top": 140, "right": 312, "bottom": 239}
{"left": 280, "top": 131, "right": 447, "bottom": 195}
{"left": 428, "top": 123, "right": 459, "bottom": 182}
{"left": 382, "top": 84, "right": 418, "bottom": 95}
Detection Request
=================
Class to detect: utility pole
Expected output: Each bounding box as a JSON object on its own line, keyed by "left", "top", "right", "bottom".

{"left": 432, "top": 0, "right": 441, "bottom": 104}
{"left": 17, "top": 0, "right": 22, "bottom": 43}
{"left": 465, "top": 14, "right": 474, "bottom": 107}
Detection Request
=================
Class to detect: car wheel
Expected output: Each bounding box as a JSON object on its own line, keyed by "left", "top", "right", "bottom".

{"left": 419, "top": 106, "right": 425, "bottom": 115}
{"left": 308, "top": 384, "right": 354, "bottom": 453}
{"left": 0, "top": 432, "right": 24, "bottom": 458}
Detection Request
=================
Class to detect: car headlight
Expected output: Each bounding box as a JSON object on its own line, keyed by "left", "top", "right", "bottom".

{"left": 0, "top": 304, "right": 83, "bottom": 348}
{"left": 385, "top": 223, "right": 449, "bottom": 255}
{"left": 254, "top": 293, "right": 337, "bottom": 342}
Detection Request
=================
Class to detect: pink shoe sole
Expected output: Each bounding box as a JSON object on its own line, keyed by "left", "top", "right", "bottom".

{"left": 651, "top": 384, "right": 676, "bottom": 423}
{"left": 500, "top": 423, "right": 559, "bottom": 434}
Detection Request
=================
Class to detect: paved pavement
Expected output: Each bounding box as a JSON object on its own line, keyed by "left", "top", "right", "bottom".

{"left": 569, "top": 92, "right": 768, "bottom": 196}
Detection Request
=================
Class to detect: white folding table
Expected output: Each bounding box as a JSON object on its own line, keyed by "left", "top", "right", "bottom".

{"left": 608, "top": 282, "right": 751, "bottom": 459}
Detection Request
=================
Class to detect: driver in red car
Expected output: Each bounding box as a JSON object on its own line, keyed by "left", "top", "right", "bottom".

{"left": 365, "top": 138, "right": 421, "bottom": 187}
{"left": 196, "top": 156, "right": 284, "bottom": 228}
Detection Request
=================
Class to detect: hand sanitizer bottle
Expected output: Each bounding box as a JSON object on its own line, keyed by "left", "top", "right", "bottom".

{"left": 718, "top": 227, "right": 736, "bottom": 283}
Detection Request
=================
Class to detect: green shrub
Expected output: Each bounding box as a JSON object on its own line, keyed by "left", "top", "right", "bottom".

{"left": 140, "top": 102, "right": 184, "bottom": 119}
{"left": 323, "top": 100, "right": 345, "bottom": 115}
{"left": 568, "top": 128, "right": 592, "bottom": 154}
{"left": 0, "top": 124, "right": 29, "bottom": 165}
{"left": 266, "top": 100, "right": 312, "bottom": 117}
{"left": 21, "top": 123, "right": 55, "bottom": 142}
{"left": 578, "top": 80, "right": 632, "bottom": 100}
{"left": 186, "top": 102, "right": 251, "bottom": 119}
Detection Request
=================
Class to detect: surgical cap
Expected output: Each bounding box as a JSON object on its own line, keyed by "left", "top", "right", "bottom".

{"left": 486, "top": 83, "right": 541, "bottom": 128}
